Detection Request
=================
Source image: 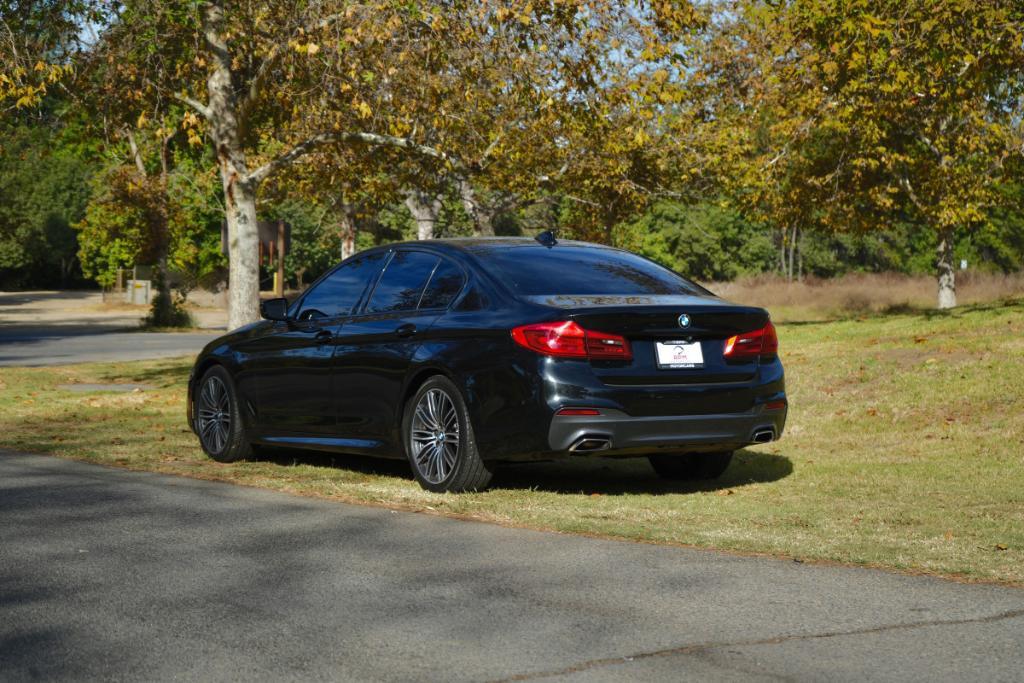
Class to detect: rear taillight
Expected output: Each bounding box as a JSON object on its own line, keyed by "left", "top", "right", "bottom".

{"left": 723, "top": 322, "right": 779, "bottom": 359}
{"left": 511, "top": 321, "right": 632, "bottom": 361}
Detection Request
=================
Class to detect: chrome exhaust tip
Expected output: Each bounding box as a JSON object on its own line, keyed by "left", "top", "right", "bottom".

{"left": 569, "top": 436, "right": 612, "bottom": 453}
{"left": 751, "top": 428, "right": 775, "bottom": 444}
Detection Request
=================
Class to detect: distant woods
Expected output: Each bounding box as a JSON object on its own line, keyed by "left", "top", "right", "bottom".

{"left": 1, "top": 0, "right": 1022, "bottom": 311}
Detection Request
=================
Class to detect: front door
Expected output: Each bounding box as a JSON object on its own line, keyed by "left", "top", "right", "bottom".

{"left": 249, "top": 250, "right": 387, "bottom": 435}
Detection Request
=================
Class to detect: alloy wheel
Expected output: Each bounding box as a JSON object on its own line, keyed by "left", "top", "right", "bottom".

{"left": 409, "top": 388, "right": 461, "bottom": 485}
{"left": 197, "top": 375, "right": 231, "bottom": 454}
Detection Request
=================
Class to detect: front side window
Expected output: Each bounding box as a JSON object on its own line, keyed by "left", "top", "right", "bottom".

{"left": 419, "top": 258, "right": 465, "bottom": 310}
{"left": 365, "top": 251, "right": 439, "bottom": 313}
{"left": 297, "top": 251, "right": 386, "bottom": 320}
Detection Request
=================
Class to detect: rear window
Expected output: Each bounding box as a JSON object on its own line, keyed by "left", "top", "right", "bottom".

{"left": 366, "top": 251, "right": 439, "bottom": 313}
{"left": 482, "top": 246, "right": 707, "bottom": 296}
{"left": 419, "top": 258, "right": 465, "bottom": 310}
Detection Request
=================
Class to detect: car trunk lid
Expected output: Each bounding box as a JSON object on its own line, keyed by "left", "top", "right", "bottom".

{"left": 525, "top": 294, "right": 769, "bottom": 387}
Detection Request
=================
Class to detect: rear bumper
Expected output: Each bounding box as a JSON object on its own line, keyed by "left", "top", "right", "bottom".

{"left": 547, "top": 406, "right": 787, "bottom": 455}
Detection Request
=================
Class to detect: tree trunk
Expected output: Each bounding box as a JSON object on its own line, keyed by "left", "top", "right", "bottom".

{"left": 459, "top": 179, "right": 494, "bottom": 236}
{"left": 339, "top": 205, "right": 357, "bottom": 260}
{"left": 204, "top": 0, "right": 261, "bottom": 329}
{"left": 154, "top": 137, "right": 174, "bottom": 324}
{"left": 788, "top": 225, "right": 797, "bottom": 282}
{"left": 223, "top": 179, "right": 261, "bottom": 329}
{"left": 604, "top": 220, "right": 615, "bottom": 246}
{"left": 936, "top": 228, "right": 957, "bottom": 309}
{"left": 405, "top": 191, "right": 441, "bottom": 240}
{"left": 778, "top": 228, "right": 786, "bottom": 275}
{"left": 797, "top": 228, "right": 803, "bottom": 282}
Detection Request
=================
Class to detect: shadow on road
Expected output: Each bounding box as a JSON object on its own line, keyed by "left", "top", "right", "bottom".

{"left": 0, "top": 290, "right": 99, "bottom": 306}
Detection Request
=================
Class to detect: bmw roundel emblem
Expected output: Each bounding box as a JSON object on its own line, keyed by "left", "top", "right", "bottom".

{"left": 678, "top": 313, "right": 691, "bottom": 328}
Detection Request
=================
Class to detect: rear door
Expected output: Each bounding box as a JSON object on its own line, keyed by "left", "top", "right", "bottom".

{"left": 332, "top": 250, "right": 464, "bottom": 448}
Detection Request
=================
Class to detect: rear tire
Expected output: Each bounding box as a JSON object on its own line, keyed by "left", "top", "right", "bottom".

{"left": 648, "top": 451, "right": 733, "bottom": 480}
{"left": 403, "top": 376, "right": 493, "bottom": 493}
{"left": 194, "top": 365, "right": 252, "bottom": 463}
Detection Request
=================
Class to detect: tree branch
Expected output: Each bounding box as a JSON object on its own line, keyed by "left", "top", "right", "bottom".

{"left": 171, "top": 91, "right": 212, "bottom": 121}
{"left": 477, "top": 132, "right": 504, "bottom": 168}
{"left": 124, "top": 128, "right": 147, "bottom": 175}
{"left": 898, "top": 173, "right": 928, "bottom": 215}
{"left": 237, "top": 12, "right": 347, "bottom": 127}
{"left": 244, "top": 131, "right": 457, "bottom": 186}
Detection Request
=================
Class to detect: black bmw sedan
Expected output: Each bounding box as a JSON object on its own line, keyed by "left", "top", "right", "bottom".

{"left": 188, "top": 235, "right": 786, "bottom": 492}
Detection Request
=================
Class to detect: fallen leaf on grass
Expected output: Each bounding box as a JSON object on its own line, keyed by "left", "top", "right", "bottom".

{"left": 995, "top": 544, "right": 1008, "bottom": 551}
{"left": 716, "top": 489, "right": 734, "bottom": 496}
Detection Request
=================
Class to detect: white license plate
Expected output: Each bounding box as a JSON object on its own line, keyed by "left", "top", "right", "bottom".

{"left": 655, "top": 340, "right": 704, "bottom": 369}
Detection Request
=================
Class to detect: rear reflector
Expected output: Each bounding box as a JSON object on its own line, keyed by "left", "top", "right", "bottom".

{"left": 724, "top": 321, "right": 779, "bottom": 359}
{"left": 556, "top": 407, "right": 602, "bottom": 416}
{"left": 511, "top": 321, "right": 632, "bottom": 360}
{"left": 764, "top": 400, "right": 787, "bottom": 411}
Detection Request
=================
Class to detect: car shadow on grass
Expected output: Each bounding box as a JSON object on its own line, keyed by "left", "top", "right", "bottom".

{"left": 490, "top": 449, "right": 793, "bottom": 495}
{"left": 254, "top": 447, "right": 414, "bottom": 479}
{"left": 253, "top": 446, "right": 793, "bottom": 496}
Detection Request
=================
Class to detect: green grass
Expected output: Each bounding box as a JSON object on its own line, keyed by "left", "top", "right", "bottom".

{"left": 2, "top": 299, "right": 1023, "bottom": 584}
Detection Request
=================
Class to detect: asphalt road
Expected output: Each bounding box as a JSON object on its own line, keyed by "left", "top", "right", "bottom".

{"left": 0, "top": 324, "right": 219, "bottom": 366}
{"left": 2, "top": 451, "right": 1023, "bottom": 682}
{"left": 0, "top": 291, "right": 220, "bottom": 366}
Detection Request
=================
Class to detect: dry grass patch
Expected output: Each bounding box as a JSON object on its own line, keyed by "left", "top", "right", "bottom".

{"left": 1, "top": 299, "right": 1022, "bottom": 584}
{"left": 710, "top": 271, "right": 1024, "bottom": 322}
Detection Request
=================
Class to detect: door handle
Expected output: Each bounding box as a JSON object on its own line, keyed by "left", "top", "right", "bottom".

{"left": 314, "top": 329, "right": 334, "bottom": 344}
{"left": 395, "top": 323, "right": 417, "bottom": 338}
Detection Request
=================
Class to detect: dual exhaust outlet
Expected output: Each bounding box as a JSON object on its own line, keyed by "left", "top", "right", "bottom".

{"left": 568, "top": 427, "right": 776, "bottom": 453}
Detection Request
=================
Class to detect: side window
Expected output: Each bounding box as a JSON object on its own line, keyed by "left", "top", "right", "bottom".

{"left": 453, "top": 286, "right": 488, "bottom": 312}
{"left": 419, "top": 258, "right": 465, "bottom": 310}
{"left": 365, "top": 251, "right": 439, "bottom": 314}
{"left": 297, "top": 251, "right": 386, "bottom": 321}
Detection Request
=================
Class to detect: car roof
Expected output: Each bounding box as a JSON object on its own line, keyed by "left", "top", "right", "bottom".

{"left": 390, "top": 236, "right": 619, "bottom": 254}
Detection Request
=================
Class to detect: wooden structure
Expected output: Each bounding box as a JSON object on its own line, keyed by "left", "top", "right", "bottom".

{"left": 221, "top": 220, "right": 292, "bottom": 297}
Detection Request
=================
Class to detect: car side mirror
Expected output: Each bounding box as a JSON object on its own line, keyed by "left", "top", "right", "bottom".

{"left": 260, "top": 297, "right": 290, "bottom": 322}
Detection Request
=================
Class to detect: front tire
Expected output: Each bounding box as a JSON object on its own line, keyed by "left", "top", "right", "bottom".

{"left": 403, "top": 376, "right": 493, "bottom": 493}
{"left": 194, "top": 365, "right": 252, "bottom": 463}
{"left": 648, "top": 451, "right": 733, "bottom": 480}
